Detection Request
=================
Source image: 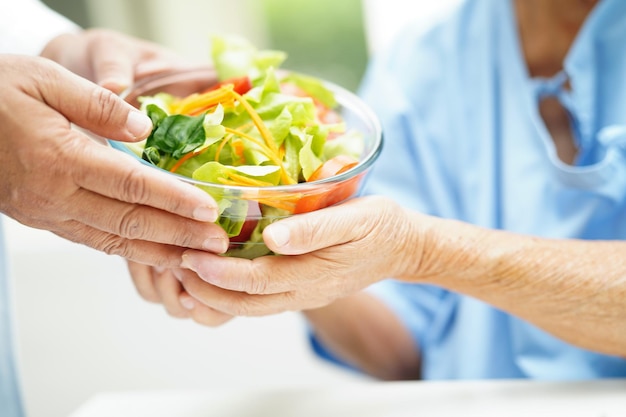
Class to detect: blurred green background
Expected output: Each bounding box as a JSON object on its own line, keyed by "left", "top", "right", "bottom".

{"left": 42, "top": 0, "right": 369, "bottom": 92}
{"left": 261, "top": 0, "right": 368, "bottom": 91}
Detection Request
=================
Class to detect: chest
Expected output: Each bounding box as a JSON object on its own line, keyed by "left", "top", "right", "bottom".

{"left": 450, "top": 87, "right": 626, "bottom": 239}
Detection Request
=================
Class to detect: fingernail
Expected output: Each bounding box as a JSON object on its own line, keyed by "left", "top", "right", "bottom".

{"left": 203, "top": 237, "right": 228, "bottom": 253}
{"left": 180, "top": 295, "right": 195, "bottom": 310}
{"left": 180, "top": 254, "right": 193, "bottom": 270}
{"left": 126, "top": 110, "right": 153, "bottom": 139}
{"left": 193, "top": 206, "right": 218, "bottom": 222}
{"left": 267, "top": 223, "right": 290, "bottom": 247}
{"left": 99, "top": 78, "right": 128, "bottom": 94}
{"left": 181, "top": 252, "right": 221, "bottom": 285}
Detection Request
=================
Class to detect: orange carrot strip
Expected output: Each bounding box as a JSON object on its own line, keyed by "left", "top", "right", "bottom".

{"left": 214, "top": 133, "right": 234, "bottom": 162}
{"left": 255, "top": 198, "right": 297, "bottom": 213}
{"left": 217, "top": 176, "right": 270, "bottom": 187}
{"left": 230, "top": 92, "right": 295, "bottom": 184}
{"left": 230, "top": 90, "right": 277, "bottom": 153}
{"left": 228, "top": 172, "right": 275, "bottom": 187}
{"left": 169, "top": 85, "right": 296, "bottom": 185}
{"left": 170, "top": 147, "right": 208, "bottom": 173}
{"left": 171, "top": 86, "right": 235, "bottom": 115}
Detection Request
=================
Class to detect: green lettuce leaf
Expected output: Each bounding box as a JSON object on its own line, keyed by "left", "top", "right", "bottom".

{"left": 211, "top": 35, "right": 286, "bottom": 82}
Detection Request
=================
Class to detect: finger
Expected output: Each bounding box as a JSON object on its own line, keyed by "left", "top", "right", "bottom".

{"left": 134, "top": 59, "right": 192, "bottom": 79}
{"left": 85, "top": 29, "right": 188, "bottom": 91}
{"left": 70, "top": 140, "right": 219, "bottom": 222}
{"left": 178, "top": 291, "right": 234, "bottom": 327}
{"left": 180, "top": 250, "right": 258, "bottom": 291}
{"left": 154, "top": 269, "right": 190, "bottom": 318}
{"left": 67, "top": 187, "right": 228, "bottom": 253}
{"left": 179, "top": 269, "right": 292, "bottom": 317}
{"left": 263, "top": 198, "right": 370, "bottom": 255}
{"left": 89, "top": 37, "right": 135, "bottom": 93}
{"left": 180, "top": 250, "right": 318, "bottom": 295}
{"left": 53, "top": 221, "right": 187, "bottom": 267}
{"left": 36, "top": 59, "right": 152, "bottom": 141}
{"left": 127, "top": 261, "right": 161, "bottom": 303}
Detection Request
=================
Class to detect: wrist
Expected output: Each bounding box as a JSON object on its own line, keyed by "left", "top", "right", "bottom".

{"left": 397, "top": 212, "right": 497, "bottom": 285}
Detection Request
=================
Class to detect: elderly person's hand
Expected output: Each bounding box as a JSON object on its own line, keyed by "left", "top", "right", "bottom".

{"left": 172, "top": 196, "right": 413, "bottom": 317}
{"left": 129, "top": 263, "right": 235, "bottom": 325}
{"left": 0, "top": 54, "right": 228, "bottom": 267}
{"left": 171, "top": 192, "right": 626, "bottom": 358}
{"left": 40, "top": 28, "right": 190, "bottom": 94}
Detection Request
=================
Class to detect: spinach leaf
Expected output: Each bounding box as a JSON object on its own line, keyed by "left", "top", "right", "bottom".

{"left": 142, "top": 104, "right": 207, "bottom": 164}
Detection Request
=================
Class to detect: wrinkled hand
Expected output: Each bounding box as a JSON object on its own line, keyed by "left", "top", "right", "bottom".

{"left": 127, "top": 261, "right": 234, "bottom": 326}
{"left": 172, "top": 196, "right": 414, "bottom": 318}
{"left": 40, "top": 29, "right": 224, "bottom": 311}
{"left": 41, "top": 28, "right": 192, "bottom": 94}
{"left": 0, "top": 55, "right": 228, "bottom": 266}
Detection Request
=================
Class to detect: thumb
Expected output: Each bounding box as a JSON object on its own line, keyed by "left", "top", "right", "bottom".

{"left": 263, "top": 202, "right": 364, "bottom": 255}
{"left": 39, "top": 60, "right": 152, "bottom": 142}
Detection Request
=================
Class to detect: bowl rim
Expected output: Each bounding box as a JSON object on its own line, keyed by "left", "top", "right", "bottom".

{"left": 109, "top": 66, "right": 383, "bottom": 192}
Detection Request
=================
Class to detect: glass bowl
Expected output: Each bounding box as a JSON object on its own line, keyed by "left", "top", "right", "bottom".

{"left": 108, "top": 67, "right": 383, "bottom": 258}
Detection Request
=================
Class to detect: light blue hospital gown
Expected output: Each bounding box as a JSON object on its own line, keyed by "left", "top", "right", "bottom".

{"left": 311, "top": 0, "right": 626, "bottom": 379}
{"left": 0, "top": 219, "right": 24, "bottom": 416}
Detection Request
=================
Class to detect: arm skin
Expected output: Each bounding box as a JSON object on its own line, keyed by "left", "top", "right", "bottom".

{"left": 414, "top": 206, "right": 626, "bottom": 357}
{"left": 169, "top": 195, "right": 626, "bottom": 378}
{"left": 304, "top": 292, "right": 422, "bottom": 381}
{"left": 306, "top": 196, "right": 626, "bottom": 378}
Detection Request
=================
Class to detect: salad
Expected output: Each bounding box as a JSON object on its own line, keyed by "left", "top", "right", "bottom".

{"left": 125, "top": 36, "right": 368, "bottom": 258}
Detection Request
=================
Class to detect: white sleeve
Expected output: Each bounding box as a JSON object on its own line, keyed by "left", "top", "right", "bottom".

{"left": 0, "top": 0, "right": 80, "bottom": 55}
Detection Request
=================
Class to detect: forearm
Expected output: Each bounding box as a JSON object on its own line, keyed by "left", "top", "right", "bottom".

{"left": 400, "top": 212, "right": 626, "bottom": 356}
{"left": 304, "top": 292, "right": 421, "bottom": 381}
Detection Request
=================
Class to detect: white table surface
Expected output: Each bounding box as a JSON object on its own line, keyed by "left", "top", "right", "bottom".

{"left": 69, "top": 378, "right": 626, "bottom": 417}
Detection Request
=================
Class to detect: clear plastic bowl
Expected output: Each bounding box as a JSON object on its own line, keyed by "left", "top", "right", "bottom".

{"left": 108, "top": 67, "right": 383, "bottom": 258}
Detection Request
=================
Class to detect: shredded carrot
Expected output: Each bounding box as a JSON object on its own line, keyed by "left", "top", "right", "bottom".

{"left": 170, "top": 147, "right": 207, "bottom": 173}
{"left": 222, "top": 127, "right": 293, "bottom": 184}
{"left": 186, "top": 101, "right": 235, "bottom": 117}
{"left": 233, "top": 140, "right": 245, "bottom": 159}
{"left": 217, "top": 176, "right": 272, "bottom": 187}
{"left": 230, "top": 90, "right": 277, "bottom": 153}
{"left": 224, "top": 127, "right": 273, "bottom": 159}
{"left": 255, "top": 198, "right": 297, "bottom": 213}
{"left": 214, "top": 133, "right": 233, "bottom": 162}
{"left": 228, "top": 172, "right": 275, "bottom": 187}
{"left": 168, "top": 84, "right": 296, "bottom": 185}
{"left": 230, "top": 90, "right": 295, "bottom": 185}
{"left": 171, "top": 85, "right": 235, "bottom": 115}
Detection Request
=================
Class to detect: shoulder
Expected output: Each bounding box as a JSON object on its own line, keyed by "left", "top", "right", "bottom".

{"left": 360, "top": 0, "right": 505, "bottom": 104}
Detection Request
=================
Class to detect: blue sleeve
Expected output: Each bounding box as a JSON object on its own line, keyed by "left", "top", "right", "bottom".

{"left": 307, "top": 328, "right": 361, "bottom": 374}
{"left": 308, "top": 280, "right": 449, "bottom": 373}
{"left": 309, "top": 18, "right": 460, "bottom": 373}
{"left": 0, "top": 218, "right": 25, "bottom": 417}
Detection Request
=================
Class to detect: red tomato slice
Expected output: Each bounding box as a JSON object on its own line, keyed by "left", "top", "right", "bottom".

{"left": 294, "top": 156, "right": 361, "bottom": 214}
{"left": 308, "top": 155, "right": 359, "bottom": 182}
{"left": 230, "top": 201, "right": 260, "bottom": 244}
{"left": 203, "top": 76, "right": 252, "bottom": 95}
